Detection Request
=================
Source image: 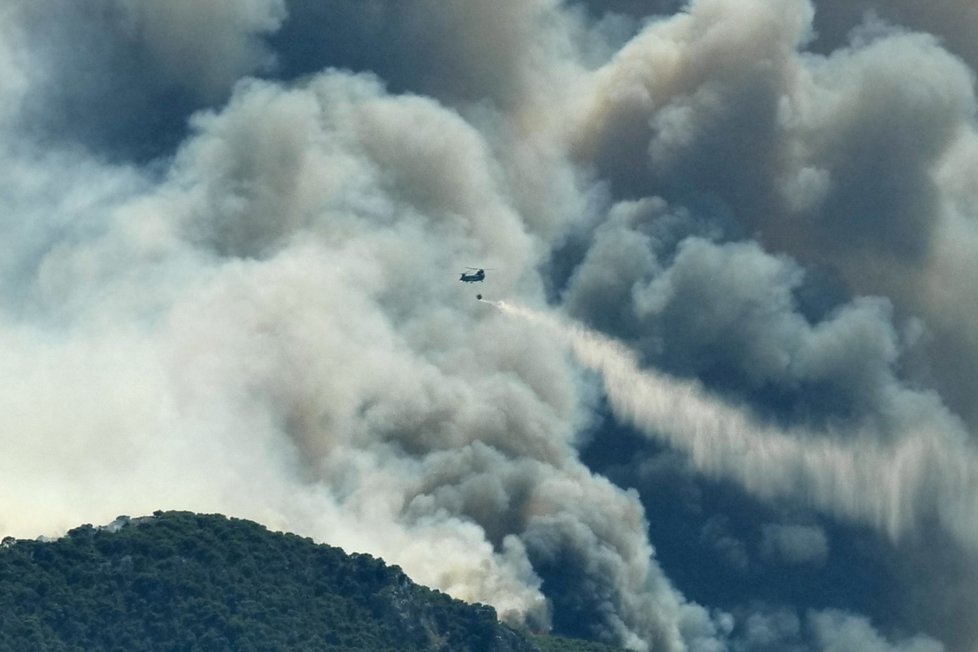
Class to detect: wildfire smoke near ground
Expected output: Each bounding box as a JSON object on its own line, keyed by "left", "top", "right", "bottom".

{"left": 3, "top": 1, "right": 978, "bottom": 650}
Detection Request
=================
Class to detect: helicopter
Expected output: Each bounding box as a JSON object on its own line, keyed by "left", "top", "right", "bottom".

{"left": 459, "top": 267, "right": 492, "bottom": 282}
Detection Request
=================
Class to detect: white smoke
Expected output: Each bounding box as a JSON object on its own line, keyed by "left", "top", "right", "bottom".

{"left": 3, "top": 0, "right": 978, "bottom": 649}
{"left": 492, "top": 299, "right": 978, "bottom": 551}
{"left": 0, "top": 63, "right": 721, "bottom": 650}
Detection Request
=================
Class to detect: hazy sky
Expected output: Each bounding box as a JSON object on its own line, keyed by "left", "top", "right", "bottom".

{"left": 3, "top": 1, "right": 978, "bottom": 650}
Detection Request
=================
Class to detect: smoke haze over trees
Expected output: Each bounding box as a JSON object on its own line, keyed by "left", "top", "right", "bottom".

{"left": 2, "top": 1, "right": 978, "bottom": 650}
{"left": 0, "top": 511, "right": 560, "bottom": 651}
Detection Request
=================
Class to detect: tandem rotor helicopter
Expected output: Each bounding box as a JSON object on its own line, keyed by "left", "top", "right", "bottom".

{"left": 459, "top": 266, "right": 494, "bottom": 301}
{"left": 459, "top": 267, "right": 491, "bottom": 283}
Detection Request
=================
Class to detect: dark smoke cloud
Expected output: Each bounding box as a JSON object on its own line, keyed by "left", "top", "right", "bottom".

{"left": 809, "top": 0, "right": 978, "bottom": 72}
{"left": 3, "top": 0, "right": 978, "bottom": 650}
{"left": 7, "top": 0, "right": 284, "bottom": 158}
{"left": 567, "top": 0, "right": 978, "bottom": 435}
{"left": 273, "top": 0, "right": 582, "bottom": 110}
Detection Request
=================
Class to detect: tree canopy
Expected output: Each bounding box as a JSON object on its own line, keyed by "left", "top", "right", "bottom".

{"left": 0, "top": 511, "right": 622, "bottom": 652}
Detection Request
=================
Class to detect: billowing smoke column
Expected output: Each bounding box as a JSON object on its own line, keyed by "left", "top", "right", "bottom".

{"left": 3, "top": 0, "right": 978, "bottom": 650}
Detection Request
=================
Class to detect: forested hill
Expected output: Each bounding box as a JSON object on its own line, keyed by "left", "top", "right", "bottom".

{"left": 0, "top": 511, "right": 624, "bottom": 652}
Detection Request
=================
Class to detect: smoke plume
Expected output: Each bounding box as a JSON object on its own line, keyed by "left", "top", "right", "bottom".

{"left": 493, "top": 299, "right": 978, "bottom": 551}
{"left": 3, "top": 0, "right": 978, "bottom": 650}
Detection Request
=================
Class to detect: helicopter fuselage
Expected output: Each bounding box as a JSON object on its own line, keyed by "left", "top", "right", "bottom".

{"left": 460, "top": 269, "right": 485, "bottom": 282}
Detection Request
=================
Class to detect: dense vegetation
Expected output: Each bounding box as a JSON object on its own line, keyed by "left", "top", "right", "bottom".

{"left": 0, "top": 511, "right": 525, "bottom": 651}
{"left": 0, "top": 511, "right": 621, "bottom": 652}
{"left": 532, "top": 635, "right": 631, "bottom": 652}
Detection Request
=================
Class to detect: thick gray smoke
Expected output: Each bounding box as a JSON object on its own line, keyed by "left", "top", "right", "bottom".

{"left": 493, "top": 299, "right": 978, "bottom": 552}
{"left": 2, "top": 0, "right": 978, "bottom": 650}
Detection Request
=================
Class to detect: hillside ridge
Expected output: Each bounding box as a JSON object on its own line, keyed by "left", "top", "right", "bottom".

{"left": 0, "top": 511, "right": 623, "bottom": 652}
